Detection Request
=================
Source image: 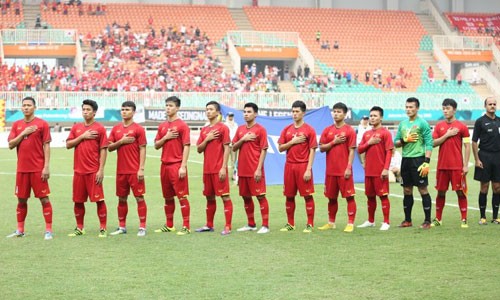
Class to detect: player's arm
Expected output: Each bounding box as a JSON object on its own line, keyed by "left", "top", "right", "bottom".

{"left": 471, "top": 119, "right": 482, "bottom": 167}
{"left": 66, "top": 130, "right": 95, "bottom": 149}
{"left": 463, "top": 137, "right": 471, "bottom": 174}
{"left": 254, "top": 148, "right": 267, "bottom": 182}
{"left": 303, "top": 147, "right": 315, "bottom": 182}
{"left": 197, "top": 130, "right": 218, "bottom": 153}
{"left": 394, "top": 123, "right": 403, "bottom": 148}
{"left": 422, "top": 122, "right": 433, "bottom": 160}
{"left": 231, "top": 133, "right": 246, "bottom": 151}
{"left": 154, "top": 128, "right": 178, "bottom": 150}
{"left": 219, "top": 143, "right": 230, "bottom": 180}
{"left": 357, "top": 134, "right": 369, "bottom": 154}
{"left": 344, "top": 147, "right": 355, "bottom": 179}
{"left": 179, "top": 144, "right": 190, "bottom": 179}
{"left": 472, "top": 141, "right": 481, "bottom": 168}
{"left": 8, "top": 126, "right": 37, "bottom": 149}
{"left": 42, "top": 141, "right": 50, "bottom": 181}
{"left": 137, "top": 145, "right": 146, "bottom": 180}
{"left": 95, "top": 147, "right": 108, "bottom": 184}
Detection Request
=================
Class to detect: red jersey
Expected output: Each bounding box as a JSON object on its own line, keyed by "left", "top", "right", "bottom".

{"left": 433, "top": 120, "right": 469, "bottom": 170}
{"left": 319, "top": 124, "right": 356, "bottom": 176}
{"left": 278, "top": 123, "right": 317, "bottom": 164}
{"left": 8, "top": 117, "right": 51, "bottom": 173}
{"left": 68, "top": 122, "right": 108, "bottom": 175}
{"left": 109, "top": 122, "right": 147, "bottom": 174}
{"left": 155, "top": 118, "right": 190, "bottom": 164}
{"left": 232, "top": 123, "right": 268, "bottom": 177}
{"left": 358, "top": 127, "right": 394, "bottom": 176}
{"left": 197, "top": 122, "right": 230, "bottom": 174}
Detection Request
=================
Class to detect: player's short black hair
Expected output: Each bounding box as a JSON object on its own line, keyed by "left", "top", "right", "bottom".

{"left": 244, "top": 102, "right": 258, "bottom": 113}
{"left": 332, "top": 102, "right": 348, "bottom": 113}
{"left": 166, "top": 96, "right": 181, "bottom": 107}
{"left": 442, "top": 98, "right": 457, "bottom": 109}
{"left": 122, "top": 101, "right": 136, "bottom": 111}
{"left": 206, "top": 100, "right": 220, "bottom": 111}
{"left": 370, "top": 106, "right": 384, "bottom": 117}
{"left": 22, "top": 96, "right": 36, "bottom": 106}
{"left": 292, "top": 100, "right": 306, "bottom": 112}
{"left": 406, "top": 97, "right": 420, "bottom": 108}
{"left": 82, "top": 99, "right": 98, "bottom": 111}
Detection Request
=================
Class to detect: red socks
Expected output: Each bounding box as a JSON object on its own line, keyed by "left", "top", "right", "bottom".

{"left": 179, "top": 198, "right": 190, "bottom": 228}
{"left": 42, "top": 201, "right": 53, "bottom": 232}
{"left": 243, "top": 197, "right": 256, "bottom": 227}
{"left": 346, "top": 196, "right": 357, "bottom": 224}
{"left": 74, "top": 202, "right": 85, "bottom": 229}
{"left": 367, "top": 196, "right": 377, "bottom": 223}
{"left": 223, "top": 199, "right": 233, "bottom": 229}
{"left": 164, "top": 199, "right": 175, "bottom": 228}
{"left": 258, "top": 196, "right": 269, "bottom": 227}
{"left": 137, "top": 200, "right": 147, "bottom": 228}
{"left": 117, "top": 201, "right": 128, "bottom": 228}
{"left": 380, "top": 195, "right": 390, "bottom": 224}
{"left": 16, "top": 202, "right": 28, "bottom": 233}
{"left": 206, "top": 199, "right": 217, "bottom": 228}
{"left": 305, "top": 196, "right": 315, "bottom": 226}
{"left": 458, "top": 195, "right": 468, "bottom": 220}
{"left": 96, "top": 201, "right": 107, "bottom": 230}
{"left": 435, "top": 195, "right": 445, "bottom": 221}
{"left": 285, "top": 197, "right": 296, "bottom": 226}
{"left": 328, "top": 198, "right": 338, "bottom": 223}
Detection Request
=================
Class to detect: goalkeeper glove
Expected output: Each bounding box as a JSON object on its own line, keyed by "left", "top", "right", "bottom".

{"left": 403, "top": 132, "right": 419, "bottom": 143}
{"left": 417, "top": 162, "right": 430, "bottom": 177}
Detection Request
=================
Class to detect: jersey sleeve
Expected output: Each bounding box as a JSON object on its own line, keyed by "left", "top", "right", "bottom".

{"left": 472, "top": 119, "right": 481, "bottom": 142}
{"left": 232, "top": 127, "right": 241, "bottom": 144}
{"left": 196, "top": 128, "right": 204, "bottom": 146}
{"left": 421, "top": 121, "right": 433, "bottom": 151}
{"left": 221, "top": 124, "right": 230, "bottom": 145}
{"left": 319, "top": 127, "right": 329, "bottom": 145}
{"left": 137, "top": 126, "right": 147, "bottom": 146}
{"left": 7, "top": 121, "right": 18, "bottom": 142}
{"left": 278, "top": 126, "right": 287, "bottom": 145}
{"left": 154, "top": 124, "right": 163, "bottom": 142}
{"left": 108, "top": 126, "right": 117, "bottom": 143}
{"left": 99, "top": 126, "right": 108, "bottom": 149}
{"left": 41, "top": 121, "right": 52, "bottom": 143}
{"left": 308, "top": 126, "right": 318, "bottom": 149}
{"left": 181, "top": 123, "right": 190, "bottom": 145}
{"left": 67, "top": 125, "right": 77, "bottom": 141}
{"left": 384, "top": 130, "right": 394, "bottom": 151}
{"left": 394, "top": 122, "right": 403, "bottom": 144}
{"left": 259, "top": 127, "right": 269, "bottom": 150}
{"left": 347, "top": 127, "right": 356, "bottom": 148}
{"left": 432, "top": 123, "right": 440, "bottom": 140}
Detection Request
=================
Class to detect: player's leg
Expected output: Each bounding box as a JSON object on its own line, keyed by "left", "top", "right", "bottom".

{"left": 297, "top": 164, "right": 315, "bottom": 233}
{"left": 237, "top": 177, "right": 256, "bottom": 231}
{"left": 39, "top": 197, "right": 53, "bottom": 240}
{"left": 30, "top": 172, "right": 52, "bottom": 239}
{"left": 318, "top": 175, "right": 338, "bottom": 230}
{"left": 456, "top": 190, "right": 468, "bottom": 228}
{"left": 174, "top": 166, "right": 190, "bottom": 235}
{"left": 68, "top": 174, "right": 87, "bottom": 237}
{"left": 399, "top": 158, "right": 415, "bottom": 227}
{"left": 400, "top": 186, "right": 414, "bottom": 227}
{"left": 90, "top": 173, "right": 108, "bottom": 237}
{"left": 358, "top": 177, "right": 376, "bottom": 228}
{"left": 379, "top": 195, "right": 391, "bottom": 230}
{"left": 341, "top": 176, "right": 356, "bottom": 233}
{"left": 281, "top": 164, "right": 297, "bottom": 231}
{"left": 433, "top": 191, "right": 446, "bottom": 227}
{"left": 256, "top": 194, "right": 270, "bottom": 233}
{"left": 303, "top": 195, "right": 315, "bottom": 233}
{"left": 129, "top": 173, "right": 147, "bottom": 236}
{"left": 221, "top": 194, "right": 233, "bottom": 235}
{"left": 7, "top": 173, "right": 30, "bottom": 237}
{"left": 111, "top": 174, "right": 130, "bottom": 235}
{"left": 491, "top": 182, "right": 500, "bottom": 224}
{"left": 478, "top": 181, "right": 489, "bottom": 224}
{"left": 417, "top": 185, "right": 432, "bottom": 229}
{"left": 196, "top": 174, "right": 216, "bottom": 232}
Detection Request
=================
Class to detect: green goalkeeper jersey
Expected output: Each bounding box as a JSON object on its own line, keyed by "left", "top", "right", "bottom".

{"left": 394, "top": 116, "right": 433, "bottom": 158}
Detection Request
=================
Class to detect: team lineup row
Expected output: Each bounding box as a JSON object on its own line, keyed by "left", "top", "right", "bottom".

{"left": 5, "top": 95, "right": 500, "bottom": 239}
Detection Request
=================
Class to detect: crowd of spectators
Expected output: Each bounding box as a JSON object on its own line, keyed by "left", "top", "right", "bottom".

{"left": 0, "top": 62, "right": 48, "bottom": 91}
{"left": 41, "top": 1, "right": 105, "bottom": 16}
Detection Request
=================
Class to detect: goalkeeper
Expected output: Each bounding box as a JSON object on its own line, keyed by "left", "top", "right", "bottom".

{"left": 394, "top": 97, "right": 434, "bottom": 229}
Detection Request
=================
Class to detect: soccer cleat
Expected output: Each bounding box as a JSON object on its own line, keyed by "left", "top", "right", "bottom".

{"left": 420, "top": 221, "right": 431, "bottom": 229}
{"left": 44, "top": 231, "right": 53, "bottom": 240}
{"left": 68, "top": 228, "right": 86, "bottom": 237}
{"left": 398, "top": 221, "right": 413, "bottom": 228}
{"left": 221, "top": 226, "right": 231, "bottom": 236}
{"left": 303, "top": 224, "right": 313, "bottom": 233}
{"left": 137, "top": 228, "right": 146, "bottom": 237}
{"left": 343, "top": 224, "right": 354, "bottom": 233}
{"left": 154, "top": 225, "right": 176, "bottom": 233}
{"left": 257, "top": 226, "right": 270, "bottom": 234}
{"left": 6, "top": 230, "right": 25, "bottom": 238}
{"left": 461, "top": 219, "right": 468, "bottom": 229}
{"left": 380, "top": 222, "right": 390, "bottom": 231}
{"left": 318, "top": 223, "right": 336, "bottom": 230}
{"left": 110, "top": 227, "right": 127, "bottom": 236}
{"left": 478, "top": 218, "right": 488, "bottom": 225}
{"left": 430, "top": 218, "right": 442, "bottom": 227}
{"left": 279, "top": 223, "right": 296, "bottom": 232}
{"left": 195, "top": 226, "right": 214, "bottom": 233}
{"left": 357, "top": 221, "right": 375, "bottom": 228}
{"left": 236, "top": 225, "right": 257, "bottom": 232}
{"left": 491, "top": 219, "right": 500, "bottom": 224}
{"left": 176, "top": 227, "right": 191, "bottom": 236}
{"left": 98, "top": 229, "right": 107, "bottom": 238}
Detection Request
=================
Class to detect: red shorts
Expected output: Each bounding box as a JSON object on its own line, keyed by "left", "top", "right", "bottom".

{"left": 364, "top": 176, "right": 389, "bottom": 197}
{"left": 116, "top": 174, "right": 146, "bottom": 197}
{"left": 435, "top": 169, "right": 466, "bottom": 191}
{"left": 15, "top": 172, "right": 50, "bottom": 199}
{"left": 203, "top": 172, "right": 230, "bottom": 197}
{"left": 324, "top": 175, "right": 355, "bottom": 199}
{"left": 161, "top": 163, "right": 189, "bottom": 199}
{"left": 283, "top": 163, "right": 314, "bottom": 197}
{"left": 73, "top": 173, "right": 105, "bottom": 203}
{"left": 238, "top": 176, "right": 266, "bottom": 197}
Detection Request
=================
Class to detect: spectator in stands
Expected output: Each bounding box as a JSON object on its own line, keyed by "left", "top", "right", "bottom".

{"left": 456, "top": 72, "right": 462, "bottom": 86}
{"left": 297, "top": 65, "right": 302, "bottom": 78}
{"left": 316, "top": 30, "right": 321, "bottom": 43}
{"left": 365, "top": 70, "right": 370, "bottom": 83}
{"left": 333, "top": 41, "right": 339, "bottom": 49}
{"left": 472, "top": 69, "right": 479, "bottom": 84}
{"left": 304, "top": 64, "right": 310, "bottom": 78}
{"left": 427, "top": 66, "right": 434, "bottom": 83}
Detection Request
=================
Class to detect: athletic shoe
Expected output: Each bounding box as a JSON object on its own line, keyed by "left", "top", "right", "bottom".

{"left": 430, "top": 218, "right": 442, "bottom": 227}
{"left": 343, "top": 224, "right": 354, "bottom": 233}
{"left": 154, "top": 225, "right": 176, "bottom": 233}
{"left": 176, "top": 227, "right": 191, "bottom": 236}
{"left": 380, "top": 223, "right": 390, "bottom": 231}
{"left": 257, "top": 226, "right": 270, "bottom": 234}
{"left": 68, "top": 228, "right": 85, "bottom": 237}
{"left": 137, "top": 228, "right": 146, "bottom": 237}
{"left": 461, "top": 219, "right": 468, "bottom": 228}
{"left": 318, "top": 223, "right": 336, "bottom": 230}
{"left": 221, "top": 226, "right": 231, "bottom": 236}
{"left": 357, "top": 221, "right": 375, "bottom": 228}
{"left": 303, "top": 224, "right": 313, "bottom": 233}
{"left": 6, "top": 230, "right": 25, "bottom": 238}
{"left": 195, "top": 226, "right": 214, "bottom": 232}
{"left": 110, "top": 227, "right": 127, "bottom": 236}
{"left": 398, "top": 221, "right": 413, "bottom": 228}
{"left": 98, "top": 229, "right": 108, "bottom": 238}
{"left": 236, "top": 225, "right": 257, "bottom": 232}
{"left": 44, "top": 231, "right": 53, "bottom": 240}
{"left": 279, "top": 223, "right": 296, "bottom": 232}
{"left": 491, "top": 219, "right": 500, "bottom": 224}
{"left": 478, "top": 218, "right": 488, "bottom": 225}
{"left": 420, "top": 221, "right": 431, "bottom": 229}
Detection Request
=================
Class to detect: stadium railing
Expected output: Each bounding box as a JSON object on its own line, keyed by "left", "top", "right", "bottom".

{"left": 227, "top": 31, "right": 298, "bottom": 48}
{"left": 426, "top": 0, "right": 456, "bottom": 36}
{"left": 1, "top": 29, "right": 77, "bottom": 45}
{"left": 1, "top": 92, "right": 483, "bottom": 110}
{"left": 432, "top": 35, "right": 492, "bottom": 51}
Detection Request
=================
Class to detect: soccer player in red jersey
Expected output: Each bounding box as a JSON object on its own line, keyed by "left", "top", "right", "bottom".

{"left": 66, "top": 99, "right": 108, "bottom": 237}
{"left": 432, "top": 98, "right": 471, "bottom": 228}
{"left": 232, "top": 102, "right": 270, "bottom": 234}
{"left": 278, "top": 100, "right": 317, "bottom": 233}
{"left": 356, "top": 106, "right": 394, "bottom": 231}
{"left": 154, "top": 96, "right": 192, "bottom": 236}
{"left": 196, "top": 101, "right": 233, "bottom": 235}
{"left": 318, "top": 102, "right": 357, "bottom": 233}
{"left": 108, "top": 101, "right": 148, "bottom": 237}
{"left": 7, "top": 97, "right": 53, "bottom": 240}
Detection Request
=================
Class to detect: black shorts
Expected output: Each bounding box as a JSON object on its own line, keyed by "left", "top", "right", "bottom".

{"left": 474, "top": 150, "right": 500, "bottom": 182}
{"left": 400, "top": 156, "right": 428, "bottom": 187}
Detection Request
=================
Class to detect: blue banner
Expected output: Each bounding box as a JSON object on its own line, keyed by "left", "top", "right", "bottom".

{"left": 220, "top": 105, "right": 365, "bottom": 185}
{"left": 6, "top": 108, "right": 122, "bottom": 122}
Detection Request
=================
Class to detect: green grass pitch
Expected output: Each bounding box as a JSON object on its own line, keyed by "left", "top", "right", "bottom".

{"left": 0, "top": 147, "right": 498, "bottom": 299}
